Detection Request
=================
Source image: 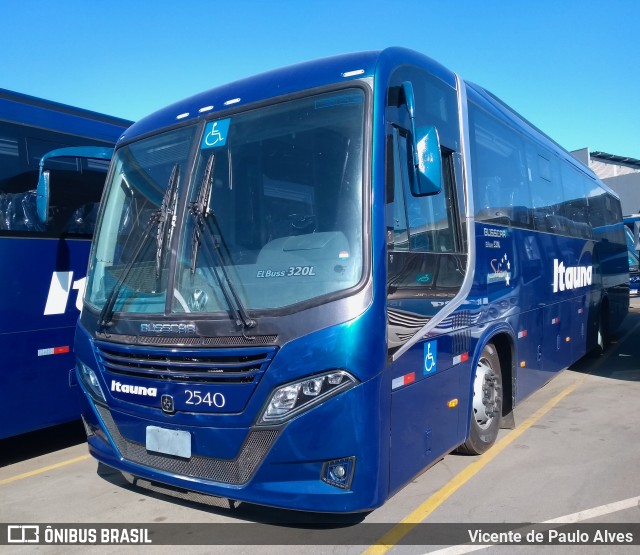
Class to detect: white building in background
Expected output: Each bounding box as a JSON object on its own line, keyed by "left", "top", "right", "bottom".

{"left": 572, "top": 148, "right": 640, "bottom": 216}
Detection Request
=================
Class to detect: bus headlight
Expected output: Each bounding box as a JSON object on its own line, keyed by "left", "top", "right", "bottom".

{"left": 77, "top": 359, "right": 106, "bottom": 402}
{"left": 258, "top": 370, "right": 358, "bottom": 425}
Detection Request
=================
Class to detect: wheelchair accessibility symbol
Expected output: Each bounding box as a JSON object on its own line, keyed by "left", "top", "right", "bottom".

{"left": 201, "top": 119, "right": 231, "bottom": 149}
{"left": 424, "top": 340, "right": 437, "bottom": 375}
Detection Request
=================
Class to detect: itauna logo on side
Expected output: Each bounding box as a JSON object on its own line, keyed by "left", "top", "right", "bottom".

{"left": 553, "top": 259, "right": 593, "bottom": 293}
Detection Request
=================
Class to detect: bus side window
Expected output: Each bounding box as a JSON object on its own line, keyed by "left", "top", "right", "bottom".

{"left": 386, "top": 133, "right": 409, "bottom": 252}
{"left": 44, "top": 162, "right": 106, "bottom": 236}
{"left": 385, "top": 66, "right": 465, "bottom": 315}
{"left": 0, "top": 190, "right": 44, "bottom": 232}
{"left": 469, "top": 103, "right": 532, "bottom": 230}
{"left": 387, "top": 127, "right": 456, "bottom": 254}
{"left": 64, "top": 202, "right": 100, "bottom": 235}
{"left": 560, "top": 164, "right": 591, "bottom": 239}
{"left": 529, "top": 149, "right": 566, "bottom": 235}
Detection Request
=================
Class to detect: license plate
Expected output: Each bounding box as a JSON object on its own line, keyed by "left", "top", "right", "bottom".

{"left": 146, "top": 426, "right": 191, "bottom": 459}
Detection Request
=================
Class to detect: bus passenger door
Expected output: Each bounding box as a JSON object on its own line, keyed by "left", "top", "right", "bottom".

{"left": 383, "top": 66, "right": 467, "bottom": 493}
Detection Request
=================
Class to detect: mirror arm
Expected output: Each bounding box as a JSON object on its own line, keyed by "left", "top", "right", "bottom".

{"left": 401, "top": 81, "right": 420, "bottom": 171}
{"left": 36, "top": 169, "right": 50, "bottom": 224}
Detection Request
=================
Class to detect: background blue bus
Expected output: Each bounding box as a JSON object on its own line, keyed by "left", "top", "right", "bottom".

{"left": 73, "top": 49, "right": 627, "bottom": 512}
{"left": 624, "top": 214, "right": 640, "bottom": 295}
{"left": 0, "top": 89, "right": 130, "bottom": 439}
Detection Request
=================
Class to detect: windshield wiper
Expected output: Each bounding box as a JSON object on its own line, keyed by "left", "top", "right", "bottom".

{"left": 156, "top": 163, "right": 180, "bottom": 278}
{"left": 98, "top": 164, "right": 180, "bottom": 331}
{"left": 189, "top": 153, "right": 255, "bottom": 331}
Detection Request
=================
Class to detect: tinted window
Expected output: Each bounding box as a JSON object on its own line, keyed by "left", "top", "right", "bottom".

{"left": 0, "top": 121, "right": 110, "bottom": 237}
{"left": 560, "top": 165, "right": 591, "bottom": 239}
{"left": 385, "top": 65, "right": 465, "bottom": 314}
{"left": 469, "top": 103, "right": 532, "bottom": 229}
{"left": 528, "top": 146, "right": 565, "bottom": 234}
{"left": 386, "top": 66, "right": 460, "bottom": 151}
{"left": 388, "top": 127, "right": 458, "bottom": 254}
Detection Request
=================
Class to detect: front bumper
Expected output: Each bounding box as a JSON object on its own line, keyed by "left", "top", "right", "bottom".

{"left": 77, "top": 372, "right": 386, "bottom": 513}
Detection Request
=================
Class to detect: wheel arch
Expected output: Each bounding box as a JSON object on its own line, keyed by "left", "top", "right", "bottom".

{"left": 468, "top": 325, "right": 516, "bottom": 425}
{"left": 490, "top": 331, "right": 515, "bottom": 425}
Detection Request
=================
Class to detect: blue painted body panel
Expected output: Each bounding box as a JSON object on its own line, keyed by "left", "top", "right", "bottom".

{"left": 0, "top": 91, "right": 130, "bottom": 438}
{"left": 76, "top": 304, "right": 391, "bottom": 512}
{"left": 0, "top": 238, "right": 90, "bottom": 437}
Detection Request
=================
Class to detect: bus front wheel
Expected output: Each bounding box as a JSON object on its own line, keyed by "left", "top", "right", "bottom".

{"left": 459, "top": 343, "right": 503, "bottom": 455}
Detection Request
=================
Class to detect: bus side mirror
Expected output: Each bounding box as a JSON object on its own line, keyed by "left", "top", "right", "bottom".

{"left": 400, "top": 82, "right": 442, "bottom": 197}
{"left": 412, "top": 126, "right": 442, "bottom": 196}
{"left": 36, "top": 169, "right": 51, "bottom": 223}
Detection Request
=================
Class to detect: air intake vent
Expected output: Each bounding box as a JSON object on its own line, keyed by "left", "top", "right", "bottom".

{"left": 96, "top": 404, "right": 278, "bottom": 485}
{"left": 94, "top": 333, "right": 278, "bottom": 347}
{"left": 95, "top": 343, "right": 276, "bottom": 384}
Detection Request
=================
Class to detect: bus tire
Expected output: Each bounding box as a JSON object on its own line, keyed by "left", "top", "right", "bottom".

{"left": 458, "top": 343, "right": 503, "bottom": 455}
{"left": 590, "top": 304, "right": 608, "bottom": 357}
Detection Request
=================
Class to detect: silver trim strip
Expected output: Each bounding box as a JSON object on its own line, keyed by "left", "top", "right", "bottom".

{"left": 392, "top": 74, "right": 476, "bottom": 361}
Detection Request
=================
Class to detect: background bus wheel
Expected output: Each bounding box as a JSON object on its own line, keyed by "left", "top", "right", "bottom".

{"left": 590, "top": 307, "right": 608, "bottom": 357}
{"left": 458, "top": 343, "right": 502, "bottom": 455}
{"left": 597, "top": 317, "right": 605, "bottom": 353}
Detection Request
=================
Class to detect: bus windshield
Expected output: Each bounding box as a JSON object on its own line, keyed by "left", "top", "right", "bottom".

{"left": 86, "top": 88, "right": 366, "bottom": 316}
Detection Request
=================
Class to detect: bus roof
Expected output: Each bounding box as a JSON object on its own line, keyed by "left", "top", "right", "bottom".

{"left": 119, "top": 47, "right": 616, "bottom": 203}
{"left": 121, "top": 48, "right": 457, "bottom": 143}
{"left": 463, "top": 81, "right": 605, "bottom": 185}
{"left": 0, "top": 88, "right": 131, "bottom": 141}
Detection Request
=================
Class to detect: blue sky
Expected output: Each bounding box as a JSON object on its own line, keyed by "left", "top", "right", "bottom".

{"left": 2, "top": 0, "right": 639, "bottom": 158}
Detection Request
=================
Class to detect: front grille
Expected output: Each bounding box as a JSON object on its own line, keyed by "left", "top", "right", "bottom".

{"left": 94, "top": 333, "right": 279, "bottom": 347}
{"left": 96, "top": 404, "right": 279, "bottom": 485}
{"left": 123, "top": 474, "right": 237, "bottom": 509}
{"left": 95, "top": 343, "right": 276, "bottom": 384}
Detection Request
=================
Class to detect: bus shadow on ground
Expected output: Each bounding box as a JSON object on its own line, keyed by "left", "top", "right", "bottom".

{"left": 0, "top": 420, "right": 86, "bottom": 467}
{"left": 569, "top": 303, "right": 640, "bottom": 382}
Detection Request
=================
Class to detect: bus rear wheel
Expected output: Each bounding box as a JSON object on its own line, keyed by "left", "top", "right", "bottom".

{"left": 590, "top": 303, "right": 608, "bottom": 357}
{"left": 458, "top": 343, "right": 503, "bottom": 455}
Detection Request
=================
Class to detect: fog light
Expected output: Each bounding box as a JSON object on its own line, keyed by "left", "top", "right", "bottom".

{"left": 322, "top": 456, "right": 356, "bottom": 489}
{"left": 333, "top": 465, "right": 346, "bottom": 479}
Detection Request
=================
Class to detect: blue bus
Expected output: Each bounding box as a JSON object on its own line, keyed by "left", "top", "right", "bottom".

{"left": 624, "top": 214, "right": 640, "bottom": 295}
{"left": 0, "top": 89, "right": 130, "bottom": 439}
{"left": 72, "top": 49, "right": 628, "bottom": 512}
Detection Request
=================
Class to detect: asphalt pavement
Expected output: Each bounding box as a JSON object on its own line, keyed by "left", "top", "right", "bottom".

{"left": 1, "top": 299, "right": 639, "bottom": 554}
